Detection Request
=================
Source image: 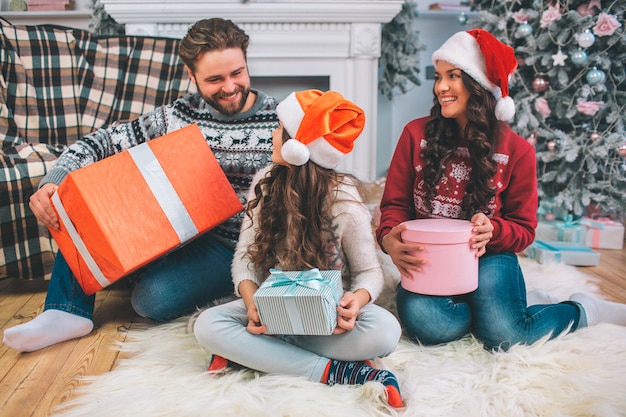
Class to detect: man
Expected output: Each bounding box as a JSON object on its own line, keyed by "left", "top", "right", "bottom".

{"left": 3, "top": 18, "right": 279, "bottom": 352}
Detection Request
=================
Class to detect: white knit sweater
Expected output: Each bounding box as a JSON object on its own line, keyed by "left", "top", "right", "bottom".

{"left": 231, "top": 165, "right": 384, "bottom": 303}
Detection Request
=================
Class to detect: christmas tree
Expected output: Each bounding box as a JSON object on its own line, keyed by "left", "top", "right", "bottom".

{"left": 468, "top": 0, "right": 625, "bottom": 220}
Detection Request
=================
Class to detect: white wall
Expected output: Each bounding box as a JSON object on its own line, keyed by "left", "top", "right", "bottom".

{"left": 375, "top": 5, "right": 471, "bottom": 177}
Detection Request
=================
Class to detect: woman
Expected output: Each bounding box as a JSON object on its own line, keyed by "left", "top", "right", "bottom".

{"left": 194, "top": 90, "right": 403, "bottom": 408}
{"left": 377, "top": 29, "right": 626, "bottom": 351}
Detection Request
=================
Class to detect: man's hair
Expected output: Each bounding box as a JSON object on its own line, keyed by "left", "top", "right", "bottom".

{"left": 179, "top": 18, "right": 250, "bottom": 72}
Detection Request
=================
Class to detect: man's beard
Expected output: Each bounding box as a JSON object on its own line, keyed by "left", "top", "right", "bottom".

{"left": 200, "top": 85, "right": 250, "bottom": 116}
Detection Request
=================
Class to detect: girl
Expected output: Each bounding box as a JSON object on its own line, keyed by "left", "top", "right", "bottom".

{"left": 194, "top": 90, "right": 403, "bottom": 408}
{"left": 377, "top": 29, "right": 626, "bottom": 351}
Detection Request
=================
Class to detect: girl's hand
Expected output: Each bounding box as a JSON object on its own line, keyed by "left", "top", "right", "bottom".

{"left": 381, "top": 224, "right": 426, "bottom": 278}
{"left": 470, "top": 213, "right": 493, "bottom": 257}
{"left": 334, "top": 291, "right": 360, "bottom": 334}
{"left": 245, "top": 303, "right": 267, "bottom": 334}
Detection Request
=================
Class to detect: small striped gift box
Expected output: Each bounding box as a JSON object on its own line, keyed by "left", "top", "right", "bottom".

{"left": 254, "top": 269, "right": 343, "bottom": 335}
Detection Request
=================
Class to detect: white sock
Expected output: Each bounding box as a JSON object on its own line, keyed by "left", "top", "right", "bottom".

{"left": 569, "top": 292, "right": 626, "bottom": 327}
{"left": 527, "top": 289, "right": 560, "bottom": 306}
{"left": 3, "top": 309, "right": 94, "bottom": 352}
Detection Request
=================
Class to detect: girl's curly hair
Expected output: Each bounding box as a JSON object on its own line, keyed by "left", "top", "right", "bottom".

{"left": 244, "top": 132, "right": 360, "bottom": 274}
{"left": 422, "top": 71, "right": 500, "bottom": 219}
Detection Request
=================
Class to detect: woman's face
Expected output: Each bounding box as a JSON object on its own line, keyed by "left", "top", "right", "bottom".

{"left": 271, "top": 124, "right": 288, "bottom": 166}
{"left": 434, "top": 60, "right": 470, "bottom": 130}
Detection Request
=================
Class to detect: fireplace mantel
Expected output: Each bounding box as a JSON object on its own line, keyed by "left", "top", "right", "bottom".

{"left": 101, "top": 0, "right": 403, "bottom": 180}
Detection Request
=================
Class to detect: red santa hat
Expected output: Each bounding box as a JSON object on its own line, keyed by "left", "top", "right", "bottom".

{"left": 432, "top": 28, "right": 518, "bottom": 121}
{"left": 276, "top": 89, "right": 365, "bottom": 169}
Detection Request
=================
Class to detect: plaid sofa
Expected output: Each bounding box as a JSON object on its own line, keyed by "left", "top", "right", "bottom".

{"left": 0, "top": 21, "right": 192, "bottom": 280}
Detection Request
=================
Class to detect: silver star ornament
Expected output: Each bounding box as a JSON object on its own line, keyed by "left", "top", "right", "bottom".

{"left": 552, "top": 49, "right": 567, "bottom": 66}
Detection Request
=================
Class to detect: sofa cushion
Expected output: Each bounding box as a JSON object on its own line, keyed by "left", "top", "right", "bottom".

{"left": 0, "top": 143, "right": 60, "bottom": 280}
{"left": 0, "top": 21, "right": 192, "bottom": 279}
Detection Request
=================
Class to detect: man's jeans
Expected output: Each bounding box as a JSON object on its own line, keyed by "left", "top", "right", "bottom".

{"left": 44, "top": 232, "right": 235, "bottom": 322}
{"left": 396, "top": 251, "right": 585, "bottom": 351}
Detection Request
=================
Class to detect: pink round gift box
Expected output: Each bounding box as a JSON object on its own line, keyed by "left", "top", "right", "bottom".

{"left": 400, "top": 218, "right": 478, "bottom": 296}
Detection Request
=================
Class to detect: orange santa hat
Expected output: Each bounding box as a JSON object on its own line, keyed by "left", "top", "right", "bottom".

{"left": 276, "top": 89, "right": 365, "bottom": 169}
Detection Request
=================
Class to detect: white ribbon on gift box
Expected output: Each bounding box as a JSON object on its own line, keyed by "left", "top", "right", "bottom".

{"left": 51, "top": 141, "right": 199, "bottom": 289}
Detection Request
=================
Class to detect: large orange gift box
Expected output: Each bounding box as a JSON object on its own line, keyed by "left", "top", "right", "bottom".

{"left": 48, "top": 123, "right": 243, "bottom": 295}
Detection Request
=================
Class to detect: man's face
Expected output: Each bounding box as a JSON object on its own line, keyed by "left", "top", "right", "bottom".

{"left": 187, "top": 48, "right": 252, "bottom": 116}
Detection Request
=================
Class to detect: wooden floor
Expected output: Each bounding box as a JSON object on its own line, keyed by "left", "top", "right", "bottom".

{"left": 1, "top": 246, "right": 625, "bottom": 417}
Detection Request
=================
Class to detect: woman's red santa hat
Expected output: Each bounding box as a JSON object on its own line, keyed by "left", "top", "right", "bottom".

{"left": 432, "top": 28, "right": 518, "bottom": 121}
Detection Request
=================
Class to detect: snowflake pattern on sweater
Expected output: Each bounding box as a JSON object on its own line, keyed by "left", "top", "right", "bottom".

{"left": 413, "top": 138, "right": 505, "bottom": 219}
{"left": 42, "top": 91, "right": 279, "bottom": 249}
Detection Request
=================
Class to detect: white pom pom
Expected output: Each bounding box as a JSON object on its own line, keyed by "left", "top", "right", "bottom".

{"left": 495, "top": 96, "right": 515, "bottom": 121}
{"left": 281, "top": 139, "right": 310, "bottom": 166}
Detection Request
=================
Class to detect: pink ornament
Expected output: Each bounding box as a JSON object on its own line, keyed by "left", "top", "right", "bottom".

{"left": 593, "top": 13, "right": 622, "bottom": 37}
{"left": 577, "top": 3, "right": 598, "bottom": 17}
{"left": 527, "top": 133, "right": 537, "bottom": 146}
{"left": 618, "top": 146, "right": 626, "bottom": 157}
{"left": 547, "top": 140, "right": 557, "bottom": 151}
{"left": 577, "top": 100, "right": 603, "bottom": 116}
{"left": 540, "top": 6, "right": 562, "bottom": 28}
{"left": 545, "top": 212, "right": 556, "bottom": 221}
{"left": 534, "top": 98, "right": 551, "bottom": 118}
{"left": 590, "top": 132, "right": 600, "bottom": 141}
{"left": 532, "top": 75, "right": 550, "bottom": 93}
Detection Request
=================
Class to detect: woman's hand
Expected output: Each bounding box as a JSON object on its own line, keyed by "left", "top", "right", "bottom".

{"left": 470, "top": 213, "right": 493, "bottom": 257}
{"left": 29, "top": 183, "right": 60, "bottom": 230}
{"left": 381, "top": 224, "right": 426, "bottom": 278}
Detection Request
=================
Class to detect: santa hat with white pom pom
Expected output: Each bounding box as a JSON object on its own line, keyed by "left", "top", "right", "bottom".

{"left": 276, "top": 89, "right": 365, "bottom": 169}
{"left": 432, "top": 28, "right": 518, "bottom": 122}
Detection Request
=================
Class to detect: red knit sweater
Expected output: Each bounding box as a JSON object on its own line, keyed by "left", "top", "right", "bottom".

{"left": 377, "top": 117, "right": 538, "bottom": 254}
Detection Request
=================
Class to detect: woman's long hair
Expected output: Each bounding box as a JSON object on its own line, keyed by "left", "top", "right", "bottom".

{"left": 422, "top": 72, "right": 500, "bottom": 219}
{"left": 244, "top": 133, "right": 360, "bottom": 274}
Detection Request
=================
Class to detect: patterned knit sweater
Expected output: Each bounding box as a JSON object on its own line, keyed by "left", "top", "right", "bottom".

{"left": 42, "top": 90, "right": 279, "bottom": 249}
{"left": 232, "top": 165, "right": 384, "bottom": 302}
{"left": 377, "top": 116, "right": 538, "bottom": 254}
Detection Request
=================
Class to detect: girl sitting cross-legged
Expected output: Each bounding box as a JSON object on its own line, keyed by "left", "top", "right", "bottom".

{"left": 193, "top": 89, "right": 403, "bottom": 408}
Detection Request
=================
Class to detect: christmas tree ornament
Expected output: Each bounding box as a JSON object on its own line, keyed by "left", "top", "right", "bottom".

{"left": 532, "top": 75, "right": 550, "bottom": 93}
{"left": 577, "top": 29, "right": 596, "bottom": 48}
{"left": 589, "top": 132, "right": 600, "bottom": 141}
{"left": 457, "top": 12, "right": 468, "bottom": 25}
{"left": 544, "top": 212, "right": 556, "bottom": 221}
{"left": 570, "top": 49, "right": 588, "bottom": 66}
{"left": 547, "top": 140, "right": 557, "bottom": 151}
{"left": 577, "top": 2, "right": 599, "bottom": 17}
{"left": 586, "top": 67, "right": 606, "bottom": 85}
{"left": 552, "top": 49, "right": 567, "bottom": 66}
{"left": 618, "top": 145, "right": 626, "bottom": 157}
{"left": 515, "top": 23, "right": 533, "bottom": 38}
{"left": 527, "top": 132, "right": 537, "bottom": 146}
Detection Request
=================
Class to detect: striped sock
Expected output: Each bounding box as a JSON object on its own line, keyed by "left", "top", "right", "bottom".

{"left": 322, "top": 360, "right": 402, "bottom": 408}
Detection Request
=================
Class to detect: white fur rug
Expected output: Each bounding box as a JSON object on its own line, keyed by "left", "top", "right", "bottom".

{"left": 52, "top": 255, "right": 626, "bottom": 417}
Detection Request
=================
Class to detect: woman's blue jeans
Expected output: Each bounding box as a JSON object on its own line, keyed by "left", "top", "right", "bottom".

{"left": 44, "top": 232, "right": 235, "bottom": 322}
{"left": 396, "top": 251, "right": 585, "bottom": 351}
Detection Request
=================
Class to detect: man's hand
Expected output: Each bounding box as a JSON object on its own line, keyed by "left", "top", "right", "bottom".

{"left": 29, "top": 183, "right": 60, "bottom": 230}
